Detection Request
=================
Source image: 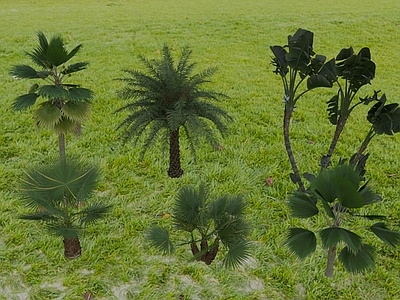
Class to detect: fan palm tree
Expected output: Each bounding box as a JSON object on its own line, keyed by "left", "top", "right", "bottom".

{"left": 147, "top": 183, "right": 252, "bottom": 268}
{"left": 285, "top": 164, "right": 400, "bottom": 277}
{"left": 116, "top": 44, "right": 232, "bottom": 178}
{"left": 10, "top": 32, "right": 94, "bottom": 162}
{"left": 19, "top": 159, "right": 112, "bottom": 259}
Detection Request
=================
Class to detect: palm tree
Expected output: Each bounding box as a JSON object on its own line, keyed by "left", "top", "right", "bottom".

{"left": 10, "top": 32, "right": 94, "bottom": 162}
{"left": 19, "top": 159, "right": 112, "bottom": 259}
{"left": 115, "top": 44, "right": 232, "bottom": 178}
{"left": 146, "top": 183, "right": 252, "bottom": 268}
{"left": 285, "top": 163, "right": 400, "bottom": 277}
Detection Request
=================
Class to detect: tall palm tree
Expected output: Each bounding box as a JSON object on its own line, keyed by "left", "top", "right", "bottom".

{"left": 116, "top": 44, "right": 232, "bottom": 178}
{"left": 19, "top": 159, "right": 112, "bottom": 259}
{"left": 10, "top": 32, "right": 94, "bottom": 162}
{"left": 285, "top": 163, "right": 400, "bottom": 277}
{"left": 147, "top": 183, "right": 252, "bottom": 268}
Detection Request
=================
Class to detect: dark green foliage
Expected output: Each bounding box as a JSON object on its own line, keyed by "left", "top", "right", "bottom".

{"left": 116, "top": 44, "right": 232, "bottom": 177}
{"left": 146, "top": 183, "right": 251, "bottom": 268}
{"left": 270, "top": 28, "right": 335, "bottom": 191}
{"left": 19, "top": 159, "right": 112, "bottom": 239}
{"left": 285, "top": 164, "right": 400, "bottom": 277}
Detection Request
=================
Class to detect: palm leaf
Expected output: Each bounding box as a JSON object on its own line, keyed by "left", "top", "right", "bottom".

{"left": 146, "top": 226, "right": 174, "bottom": 253}
{"left": 47, "top": 222, "right": 80, "bottom": 238}
{"left": 10, "top": 65, "right": 41, "bottom": 79}
{"left": 338, "top": 244, "right": 375, "bottom": 273}
{"left": 285, "top": 228, "right": 316, "bottom": 259}
{"left": 66, "top": 87, "right": 94, "bottom": 102}
{"left": 62, "top": 101, "right": 92, "bottom": 122}
{"left": 370, "top": 222, "right": 400, "bottom": 248}
{"left": 34, "top": 102, "right": 62, "bottom": 128}
{"left": 223, "top": 240, "right": 252, "bottom": 269}
{"left": 62, "top": 62, "right": 89, "bottom": 75}
{"left": 288, "top": 191, "right": 319, "bottom": 218}
{"left": 37, "top": 85, "right": 68, "bottom": 99}
{"left": 320, "top": 227, "right": 362, "bottom": 253}
{"left": 12, "top": 93, "right": 40, "bottom": 110}
{"left": 78, "top": 203, "right": 112, "bottom": 226}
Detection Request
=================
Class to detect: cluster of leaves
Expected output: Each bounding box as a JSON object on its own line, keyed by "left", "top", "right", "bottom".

{"left": 286, "top": 164, "right": 400, "bottom": 276}
{"left": 147, "top": 183, "right": 251, "bottom": 268}
{"left": 19, "top": 159, "right": 112, "bottom": 239}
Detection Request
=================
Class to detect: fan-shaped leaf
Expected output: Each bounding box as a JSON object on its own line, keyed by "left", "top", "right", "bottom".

{"left": 370, "top": 222, "right": 400, "bottom": 248}
{"left": 146, "top": 226, "right": 174, "bottom": 253}
{"left": 38, "top": 85, "right": 68, "bottom": 99}
{"left": 285, "top": 228, "right": 316, "bottom": 259}
{"left": 66, "top": 87, "right": 94, "bottom": 102}
{"left": 10, "top": 65, "right": 41, "bottom": 79}
{"left": 62, "top": 101, "right": 91, "bottom": 122}
{"left": 62, "top": 62, "right": 88, "bottom": 75}
{"left": 288, "top": 191, "right": 318, "bottom": 218}
{"left": 78, "top": 203, "right": 112, "bottom": 226}
{"left": 223, "top": 240, "right": 252, "bottom": 269}
{"left": 320, "top": 227, "right": 362, "bottom": 253}
{"left": 34, "top": 102, "right": 62, "bottom": 128}
{"left": 13, "top": 93, "right": 39, "bottom": 110}
{"left": 339, "top": 244, "right": 374, "bottom": 273}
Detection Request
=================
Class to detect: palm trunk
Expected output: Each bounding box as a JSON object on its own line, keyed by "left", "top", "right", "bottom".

{"left": 283, "top": 107, "right": 305, "bottom": 192}
{"left": 167, "top": 129, "right": 184, "bottom": 178}
{"left": 321, "top": 116, "right": 347, "bottom": 169}
{"left": 63, "top": 237, "right": 81, "bottom": 259}
{"left": 204, "top": 240, "right": 219, "bottom": 265}
{"left": 59, "top": 132, "right": 66, "bottom": 163}
{"left": 325, "top": 246, "right": 337, "bottom": 277}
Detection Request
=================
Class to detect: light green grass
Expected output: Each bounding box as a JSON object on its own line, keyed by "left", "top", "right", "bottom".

{"left": 1, "top": 0, "right": 400, "bottom": 299}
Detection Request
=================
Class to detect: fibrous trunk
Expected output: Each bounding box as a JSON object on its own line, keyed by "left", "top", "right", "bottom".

{"left": 167, "top": 129, "right": 184, "bottom": 178}
{"left": 59, "top": 132, "right": 66, "bottom": 163}
{"left": 63, "top": 237, "right": 81, "bottom": 259}
{"left": 190, "top": 239, "right": 219, "bottom": 265}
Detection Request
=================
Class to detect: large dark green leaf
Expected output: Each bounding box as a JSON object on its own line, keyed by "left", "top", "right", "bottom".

{"left": 34, "top": 102, "right": 62, "bottom": 128}
{"left": 78, "top": 203, "right": 113, "bottom": 226}
{"left": 66, "top": 87, "right": 94, "bottom": 102}
{"left": 285, "top": 228, "right": 316, "bottom": 259}
{"left": 223, "top": 240, "right": 252, "bottom": 269}
{"left": 320, "top": 227, "right": 362, "bottom": 253}
{"left": 287, "top": 28, "right": 314, "bottom": 75}
{"left": 307, "top": 74, "right": 332, "bottom": 90}
{"left": 173, "top": 184, "right": 204, "bottom": 231}
{"left": 10, "top": 65, "right": 41, "bottom": 79}
{"left": 62, "top": 62, "right": 88, "bottom": 75}
{"left": 12, "top": 93, "right": 39, "bottom": 110}
{"left": 370, "top": 223, "right": 400, "bottom": 248}
{"left": 335, "top": 177, "right": 364, "bottom": 208}
{"left": 311, "top": 169, "right": 337, "bottom": 203}
{"left": 146, "top": 226, "right": 174, "bottom": 253}
{"left": 338, "top": 244, "right": 375, "bottom": 273}
{"left": 368, "top": 96, "right": 400, "bottom": 135}
{"left": 38, "top": 85, "right": 68, "bottom": 99}
{"left": 288, "top": 192, "right": 319, "bottom": 218}
{"left": 270, "top": 45, "right": 288, "bottom": 76}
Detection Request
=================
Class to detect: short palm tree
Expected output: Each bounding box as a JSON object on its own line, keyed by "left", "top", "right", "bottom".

{"left": 10, "top": 32, "right": 94, "bottom": 162}
{"left": 146, "top": 183, "right": 252, "bottom": 268}
{"left": 115, "top": 44, "right": 232, "bottom": 178}
{"left": 19, "top": 159, "right": 112, "bottom": 259}
{"left": 285, "top": 163, "right": 400, "bottom": 277}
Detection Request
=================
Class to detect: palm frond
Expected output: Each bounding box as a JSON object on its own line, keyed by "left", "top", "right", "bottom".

{"left": 288, "top": 191, "right": 319, "bottom": 218}
{"left": 12, "top": 93, "right": 40, "bottom": 111}
{"left": 146, "top": 226, "right": 174, "bottom": 253}
{"left": 319, "top": 227, "right": 362, "bottom": 253}
{"left": 47, "top": 222, "right": 81, "bottom": 238}
{"left": 223, "top": 240, "right": 252, "bottom": 269}
{"left": 61, "top": 62, "right": 89, "bottom": 75}
{"left": 338, "top": 244, "right": 375, "bottom": 273}
{"left": 9, "top": 65, "right": 42, "bottom": 79}
{"left": 370, "top": 222, "right": 400, "bottom": 248}
{"left": 78, "top": 203, "right": 113, "bottom": 226}
{"left": 285, "top": 228, "right": 317, "bottom": 259}
{"left": 62, "top": 101, "right": 92, "bottom": 123}
{"left": 34, "top": 102, "right": 62, "bottom": 128}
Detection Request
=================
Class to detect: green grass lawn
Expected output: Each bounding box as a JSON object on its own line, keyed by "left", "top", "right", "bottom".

{"left": 1, "top": 0, "right": 400, "bottom": 299}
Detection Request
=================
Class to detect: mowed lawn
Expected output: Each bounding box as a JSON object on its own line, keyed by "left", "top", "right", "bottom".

{"left": 1, "top": 0, "right": 400, "bottom": 299}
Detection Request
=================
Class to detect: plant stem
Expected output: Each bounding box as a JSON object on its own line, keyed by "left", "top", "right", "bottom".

{"left": 167, "top": 129, "right": 184, "bottom": 178}
{"left": 321, "top": 115, "right": 347, "bottom": 169}
{"left": 325, "top": 246, "right": 337, "bottom": 278}
{"left": 59, "top": 132, "right": 66, "bottom": 163}
{"left": 351, "top": 127, "right": 375, "bottom": 166}
{"left": 283, "top": 106, "right": 305, "bottom": 192}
